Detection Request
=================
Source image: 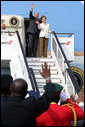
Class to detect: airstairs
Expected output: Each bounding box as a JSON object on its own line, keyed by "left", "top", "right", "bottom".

{"left": 27, "top": 57, "right": 63, "bottom": 95}
{"left": 1, "top": 31, "right": 80, "bottom": 97}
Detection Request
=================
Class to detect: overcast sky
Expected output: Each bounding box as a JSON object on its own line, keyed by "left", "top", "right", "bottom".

{"left": 1, "top": 1, "right": 84, "bottom": 51}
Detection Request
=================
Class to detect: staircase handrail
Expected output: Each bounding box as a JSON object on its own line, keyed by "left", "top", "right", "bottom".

{"left": 52, "top": 31, "right": 80, "bottom": 94}
{"left": 16, "top": 31, "right": 40, "bottom": 95}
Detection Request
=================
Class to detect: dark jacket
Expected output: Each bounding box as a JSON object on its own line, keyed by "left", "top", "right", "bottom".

{"left": 1, "top": 97, "right": 7, "bottom": 103}
{"left": 26, "top": 11, "right": 39, "bottom": 34}
{"left": 1, "top": 83, "right": 56, "bottom": 126}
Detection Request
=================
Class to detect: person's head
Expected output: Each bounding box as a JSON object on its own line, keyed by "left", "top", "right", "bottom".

{"left": 41, "top": 16, "right": 46, "bottom": 23}
{"left": 44, "top": 83, "right": 63, "bottom": 103}
{"left": 34, "top": 12, "right": 39, "bottom": 19}
{"left": 1, "top": 74, "right": 13, "bottom": 98}
{"left": 10, "top": 78, "right": 28, "bottom": 97}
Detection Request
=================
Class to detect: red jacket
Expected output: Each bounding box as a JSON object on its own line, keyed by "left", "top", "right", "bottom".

{"left": 36, "top": 99, "right": 84, "bottom": 126}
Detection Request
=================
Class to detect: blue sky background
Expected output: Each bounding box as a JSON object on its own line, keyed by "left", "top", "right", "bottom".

{"left": 1, "top": 1, "right": 84, "bottom": 51}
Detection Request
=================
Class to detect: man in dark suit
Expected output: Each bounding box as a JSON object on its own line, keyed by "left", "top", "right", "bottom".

{"left": 1, "top": 63, "right": 57, "bottom": 126}
{"left": 26, "top": 3, "right": 39, "bottom": 57}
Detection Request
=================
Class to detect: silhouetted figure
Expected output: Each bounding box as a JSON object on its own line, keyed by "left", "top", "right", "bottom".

{"left": 1, "top": 74, "right": 13, "bottom": 103}
{"left": 26, "top": 3, "right": 39, "bottom": 57}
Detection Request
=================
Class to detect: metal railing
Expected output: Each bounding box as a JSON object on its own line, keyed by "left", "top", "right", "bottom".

{"left": 16, "top": 31, "right": 40, "bottom": 95}
{"left": 51, "top": 31, "right": 80, "bottom": 94}
{"left": 1, "top": 30, "right": 40, "bottom": 95}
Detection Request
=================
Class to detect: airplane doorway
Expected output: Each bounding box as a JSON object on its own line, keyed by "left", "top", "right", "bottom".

{"left": 24, "top": 18, "right": 41, "bottom": 57}
{"left": 24, "top": 18, "right": 30, "bottom": 57}
{"left": 1, "top": 68, "right": 10, "bottom": 75}
{"left": 1, "top": 60, "right": 11, "bottom": 75}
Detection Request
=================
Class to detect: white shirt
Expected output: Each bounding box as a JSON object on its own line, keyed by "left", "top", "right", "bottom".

{"left": 38, "top": 22, "right": 51, "bottom": 38}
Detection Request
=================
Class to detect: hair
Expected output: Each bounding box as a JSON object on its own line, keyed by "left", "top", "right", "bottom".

{"left": 10, "top": 79, "right": 28, "bottom": 97}
{"left": 41, "top": 15, "right": 46, "bottom": 20}
{"left": 34, "top": 12, "right": 39, "bottom": 15}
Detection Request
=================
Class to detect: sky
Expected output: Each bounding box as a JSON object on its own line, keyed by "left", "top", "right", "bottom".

{"left": 1, "top": 1, "right": 84, "bottom": 51}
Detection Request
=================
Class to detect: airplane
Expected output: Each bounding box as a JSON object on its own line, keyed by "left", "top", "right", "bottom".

{"left": 1, "top": 14, "right": 84, "bottom": 97}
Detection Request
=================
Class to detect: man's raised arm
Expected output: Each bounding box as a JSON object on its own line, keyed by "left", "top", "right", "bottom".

{"left": 29, "top": 3, "right": 35, "bottom": 19}
{"left": 27, "top": 62, "right": 56, "bottom": 117}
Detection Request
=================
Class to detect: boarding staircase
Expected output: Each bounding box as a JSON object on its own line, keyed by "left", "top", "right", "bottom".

{"left": 27, "top": 57, "right": 63, "bottom": 95}
{"left": 1, "top": 31, "right": 80, "bottom": 97}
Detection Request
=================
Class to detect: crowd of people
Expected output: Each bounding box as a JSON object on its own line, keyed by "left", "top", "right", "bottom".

{"left": 26, "top": 3, "right": 52, "bottom": 57}
{"left": 1, "top": 62, "right": 84, "bottom": 126}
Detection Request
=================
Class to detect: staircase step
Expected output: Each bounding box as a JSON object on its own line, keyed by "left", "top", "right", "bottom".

{"left": 27, "top": 58, "right": 54, "bottom": 62}
{"left": 35, "top": 75, "right": 60, "bottom": 79}
{"left": 37, "top": 82, "right": 65, "bottom": 87}
{"left": 38, "top": 88, "right": 44, "bottom": 92}
{"left": 28, "top": 62, "right": 55, "bottom": 66}
{"left": 29, "top": 66, "right": 57, "bottom": 70}
{"left": 33, "top": 71, "right": 58, "bottom": 75}
{"left": 36, "top": 79, "right": 61, "bottom": 83}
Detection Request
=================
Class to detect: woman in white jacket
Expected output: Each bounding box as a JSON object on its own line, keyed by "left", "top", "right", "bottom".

{"left": 38, "top": 16, "right": 51, "bottom": 57}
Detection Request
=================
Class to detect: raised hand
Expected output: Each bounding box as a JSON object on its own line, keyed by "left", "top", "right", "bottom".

{"left": 31, "top": 3, "right": 35, "bottom": 10}
{"left": 39, "top": 62, "right": 51, "bottom": 79}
